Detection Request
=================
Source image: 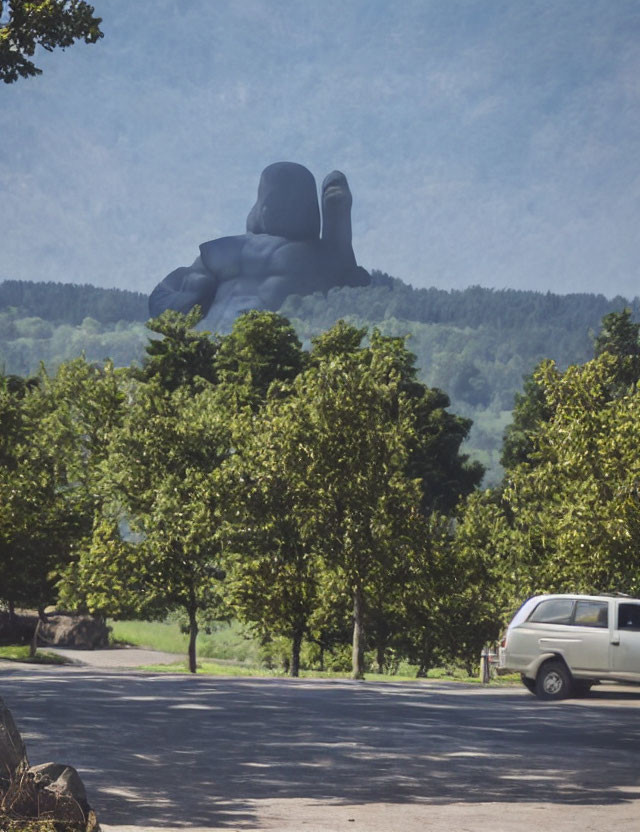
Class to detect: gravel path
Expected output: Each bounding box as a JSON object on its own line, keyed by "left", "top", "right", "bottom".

{"left": 42, "top": 646, "right": 184, "bottom": 668}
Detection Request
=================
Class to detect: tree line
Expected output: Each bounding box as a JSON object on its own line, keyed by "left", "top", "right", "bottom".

{"left": 3, "top": 308, "right": 640, "bottom": 678}
{"left": 0, "top": 280, "right": 149, "bottom": 325}
{"left": 0, "top": 309, "right": 498, "bottom": 677}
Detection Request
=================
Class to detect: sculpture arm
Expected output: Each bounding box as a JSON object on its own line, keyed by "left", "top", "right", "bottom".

{"left": 148, "top": 256, "right": 218, "bottom": 319}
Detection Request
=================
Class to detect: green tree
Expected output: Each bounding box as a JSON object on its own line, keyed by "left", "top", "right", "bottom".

{"left": 215, "top": 310, "right": 306, "bottom": 410}
{"left": 233, "top": 323, "right": 428, "bottom": 679}
{"left": 0, "top": 0, "right": 103, "bottom": 83}
{"left": 219, "top": 401, "right": 321, "bottom": 677}
{"left": 594, "top": 308, "right": 640, "bottom": 360}
{"left": 136, "top": 308, "right": 219, "bottom": 391}
{"left": 59, "top": 379, "right": 229, "bottom": 673}
{"left": 312, "top": 322, "right": 484, "bottom": 515}
{"left": 480, "top": 354, "right": 640, "bottom": 603}
{"left": 214, "top": 315, "right": 314, "bottom": 676}
{"left": 593, "top": 307, "right": 640, "bottom": 392}
{"left": 445, "top": 490, "right": 517, "bottom": 668}
{"left": 0, "top": 359, "right": 122, "bottom": 622}
{"left": 501, "top": 362, "right": 554, "bottom": 470}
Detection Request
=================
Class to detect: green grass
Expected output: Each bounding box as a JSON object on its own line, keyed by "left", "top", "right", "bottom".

{"left": 142, "top": 660, "right": 278, "bottom": 676}
{"left": 0, "top": 645, "right": 69, "bottom": 665}
{"left": 111, "top": 618, "right": 520, "bottom": 686}
{"left": 141, "top": 659, "right": 520, "bottom": 685}
{"left": 109, "top": 618, "right": 263, "bottom": 663}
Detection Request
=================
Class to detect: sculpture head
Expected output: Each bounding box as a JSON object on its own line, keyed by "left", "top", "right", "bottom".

{"left": 246, "top": 162, "right": 320, "bottom": 241}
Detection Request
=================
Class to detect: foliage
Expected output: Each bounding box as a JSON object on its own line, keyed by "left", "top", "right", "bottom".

{"left": 460, "top": 353, "right": 640, "bottom": 609}
{"left": 135, "top": 307, "right": 219, "bottom": 391}
{"left": 224, "top": 323, "right": 436, "bottom": 679}
{"left": 59, "top": 378, "right": 229, "bottom": 672}
{"left": 0, "top": 0, "right": 102, "bottom": 84}
{"left": 215, "top": 310, "right": 306, "bottom": 409}
{"left": 0, "top": 359, "right": 121, "bottom": 612}
{"left": 3, "top": 276, "right": 640, "bottom": 484}
{"left": 500, "top": 362, "right": 553, "bottom": 470}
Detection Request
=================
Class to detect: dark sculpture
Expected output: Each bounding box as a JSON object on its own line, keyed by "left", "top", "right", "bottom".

{"left": 149, "top": 162, "right": 370, "bottom": 332}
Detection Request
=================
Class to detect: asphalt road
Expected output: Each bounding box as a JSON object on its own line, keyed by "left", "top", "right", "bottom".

{"left": 3, "top": 665, "right": 640, "bottom": 831}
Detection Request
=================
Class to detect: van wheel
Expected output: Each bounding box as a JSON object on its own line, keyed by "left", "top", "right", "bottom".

{"left": 535, "top": 660, "right": 571, "bottom": 700}
{"left": 521, "top": 674, "right": 536, "bottom": 694}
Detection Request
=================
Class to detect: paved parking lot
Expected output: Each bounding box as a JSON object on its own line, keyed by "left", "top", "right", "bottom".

{"left": 3, "top": 665, "right": 640, "bottom": 831}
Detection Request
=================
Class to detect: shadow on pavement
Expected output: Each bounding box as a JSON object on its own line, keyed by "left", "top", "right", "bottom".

{"left": 3, "top": 668, "right": 640, "bottom": 828}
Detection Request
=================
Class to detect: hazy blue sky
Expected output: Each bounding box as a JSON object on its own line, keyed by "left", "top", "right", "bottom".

{"left": 3, "top": 0, "right": 640, "bottom": 299}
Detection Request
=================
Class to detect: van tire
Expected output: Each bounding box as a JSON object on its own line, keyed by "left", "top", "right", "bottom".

{"left": 535, "top": 660, "right": 571, "bottom": 700}
{"left": 521, "top": 674, "right": 536, "bottom": 694}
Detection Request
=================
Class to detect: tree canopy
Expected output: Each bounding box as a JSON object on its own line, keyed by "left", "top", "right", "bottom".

{"left": 0, "top": 0, "right": 103, "bottom": 83}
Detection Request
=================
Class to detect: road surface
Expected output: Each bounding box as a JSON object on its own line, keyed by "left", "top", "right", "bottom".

{"left": 2, "top": 664, "right": 640, "bottom": 831}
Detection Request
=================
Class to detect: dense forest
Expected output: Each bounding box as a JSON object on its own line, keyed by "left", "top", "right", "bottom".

{"left": 0, "top": 279, "right": 149, "bottom": 324}
{"left": 1, "top": 274, "right": 637, "bottom": 482}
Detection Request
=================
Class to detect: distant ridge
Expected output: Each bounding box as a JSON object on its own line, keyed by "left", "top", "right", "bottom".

{"left": 358, "top": 272, "right": 640, "bottom": 330}
{"left": 2, "top": 274, "right": 638, "bottom": 332}
{"left": 0, "top": 280, "right": 149, "bottom": 325}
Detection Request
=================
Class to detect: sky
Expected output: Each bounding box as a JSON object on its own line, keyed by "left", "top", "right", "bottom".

{"left": 2, "top": 0, "right": 640, "bottom": 300}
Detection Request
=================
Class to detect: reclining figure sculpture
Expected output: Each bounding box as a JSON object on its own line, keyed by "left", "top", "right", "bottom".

{"left": 149, "top": 162, "right": 370, "bottom": 332}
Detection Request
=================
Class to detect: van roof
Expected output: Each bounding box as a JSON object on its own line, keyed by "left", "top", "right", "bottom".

{"left": 508, "top": 593, "right": 640, "bottom": 629}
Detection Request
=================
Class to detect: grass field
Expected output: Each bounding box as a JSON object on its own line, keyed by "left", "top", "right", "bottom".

{"left": 109, "top": 618, "right": 263, "bottom": 663}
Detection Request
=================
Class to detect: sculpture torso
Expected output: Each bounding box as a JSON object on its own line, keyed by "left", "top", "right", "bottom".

{"left": 149, "top": 162, "right": 369, "bottom": 332}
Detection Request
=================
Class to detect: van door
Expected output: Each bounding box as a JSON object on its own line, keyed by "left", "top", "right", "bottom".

{"left": 559, "top": 599, "right": 610, "bottom": 673}
{"left": 610, "top": 601, "right": 640, "bottom": 680}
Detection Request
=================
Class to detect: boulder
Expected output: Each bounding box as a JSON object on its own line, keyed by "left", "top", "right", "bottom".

{"left": 0, "top": 697, "right": 99, "bottom": 831}
{"left": 0, "top": 697, "right": 28, "bottom": 784}
{"left": 38, "top": 614, "right": 110, "bottom": 650}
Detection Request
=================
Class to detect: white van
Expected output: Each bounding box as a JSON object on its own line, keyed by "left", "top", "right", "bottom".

{"left": 499, "top": 593, "right": 640, "bottom": 700}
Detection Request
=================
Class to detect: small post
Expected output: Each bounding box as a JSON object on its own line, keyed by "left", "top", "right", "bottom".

{"left": 480, "top": 646, "right": 490, "bottom": 685}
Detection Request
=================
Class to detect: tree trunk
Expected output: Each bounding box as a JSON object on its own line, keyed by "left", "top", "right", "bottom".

{"left": 187, "top": 606, "right": 198, "bottom": 674}
{"left": 290, "top": 625, "right": 304, "bottom": 677}
{"left": 416, "top": 639, "right": 433, "bottom": 678}
{"left": 30, "top": 620, "right": 40, "bottom": 658}
{"left": 352, "top": 587, "right": 365, "bottom": 680}
{"left": 8, "top": 599, "right": 16, "bottom": 626}
{"left": 29, "top": 609, "right": 48, "bottom": 658}
{"left": 376, "top": 643, "right": 385, "bottom": 675}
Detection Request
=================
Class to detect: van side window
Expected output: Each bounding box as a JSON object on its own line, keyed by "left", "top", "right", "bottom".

{"left": 573, "top": 600, "right": 608, "bottom": 628}
{"left": 528, "top": 598, "right": 574, "bottom": 624}
{"left": 618, "top": 603, "right": 640, "bottom": 630}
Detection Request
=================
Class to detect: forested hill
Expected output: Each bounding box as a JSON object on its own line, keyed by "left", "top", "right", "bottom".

{"left": 1, "top": 273, "right": 637, "bottom": 333}
{"left": 349, "top": 272, "right": 640, "bottom": 331}
{"left": 2, "top": 274, "right": 638, "bottom": 483}
{"left": 0, "top": 280, "right": 148, "bottom": 325}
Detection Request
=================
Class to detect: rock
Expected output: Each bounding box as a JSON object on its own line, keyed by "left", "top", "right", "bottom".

{"left": 0, "top": 698, "right": 99, "bottom": 831}
{"left": 0, "top": 697, "right": 28, "bottom": 784}
{"left": 38, "top": 614, "right": 110, "bottom": 650}
{"left": 30, "top": 762, "right": 88, "bottom": 807}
